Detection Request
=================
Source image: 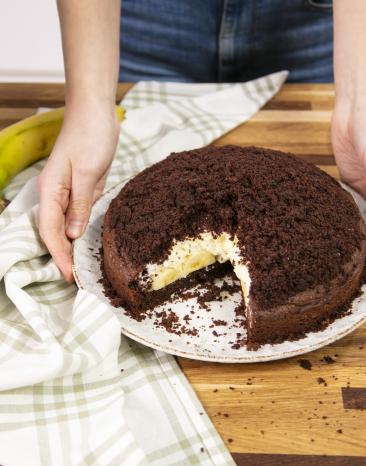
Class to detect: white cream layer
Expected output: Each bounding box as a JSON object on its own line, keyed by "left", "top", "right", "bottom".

{"left": 142, "top": 232, "right": 251, "bottom": 303}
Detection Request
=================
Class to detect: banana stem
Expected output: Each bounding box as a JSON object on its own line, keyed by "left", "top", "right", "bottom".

{"left": 0, "top": 197, "right": 9, "bottom": 213}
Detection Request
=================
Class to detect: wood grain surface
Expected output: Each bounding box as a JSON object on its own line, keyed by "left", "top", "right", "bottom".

{"left": 0, "top": 83, "right": 365, "bottom": 465}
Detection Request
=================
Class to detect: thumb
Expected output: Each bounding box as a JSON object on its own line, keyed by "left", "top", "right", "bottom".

{"left": 66, "top": 172, "right": 96, "bottom": 239}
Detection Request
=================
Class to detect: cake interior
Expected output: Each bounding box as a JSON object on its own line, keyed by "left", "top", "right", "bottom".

{"left": 144, "top": 231, "right": 251, "bottom": 304}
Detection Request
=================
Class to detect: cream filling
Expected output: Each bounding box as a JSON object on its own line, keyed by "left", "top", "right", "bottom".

{"left": 143, "top": 232, "right": 251, "bottom": 304}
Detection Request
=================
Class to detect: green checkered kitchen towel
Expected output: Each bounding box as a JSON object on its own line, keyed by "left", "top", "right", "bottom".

{"left": 0, "top": 71, "right": 288, "bottom": 466}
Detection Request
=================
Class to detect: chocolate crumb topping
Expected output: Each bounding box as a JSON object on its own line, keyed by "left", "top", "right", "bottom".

{"left": 107, "top": 145, "right": 364, "bottom": 308}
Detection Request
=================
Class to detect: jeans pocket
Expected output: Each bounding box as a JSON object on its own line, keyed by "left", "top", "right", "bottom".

{"left": 304, "top": 0, "right": 333, "bottom": 10}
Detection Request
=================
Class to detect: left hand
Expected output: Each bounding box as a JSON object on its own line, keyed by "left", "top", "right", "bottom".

{"left": 332, "top": 99, "right": 366, "bottom": 198}
{"left": 38, "top": 100, "right": 120, "bottom": 282}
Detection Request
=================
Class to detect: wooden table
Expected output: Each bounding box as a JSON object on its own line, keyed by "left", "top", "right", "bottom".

{"left": 1, "top": 83, "right": 366, "bottom": 466}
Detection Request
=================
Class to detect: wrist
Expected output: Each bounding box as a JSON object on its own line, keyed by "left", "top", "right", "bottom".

{"left": 61, "top": 98, "right": 120, "bottom": 142}
{"left": 334, "top": 81, "right": 366, "bottom": 119}
{"left": 63, "top": 96, "right": 118, "bottom": 128}
{"left": 334, "top": 66, "right": 366, "bottom": 107}
{"left": 65, "top": 93, "right": 116, "bottom": 113}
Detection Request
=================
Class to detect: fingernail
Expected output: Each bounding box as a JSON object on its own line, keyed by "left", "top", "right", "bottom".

{"left": 67, "top": 221, "right": 84, "bottom": 239}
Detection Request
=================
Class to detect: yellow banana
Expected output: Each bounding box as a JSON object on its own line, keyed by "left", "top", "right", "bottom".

{"left": 0, "top": 105, "right": 125, "bottom": 193}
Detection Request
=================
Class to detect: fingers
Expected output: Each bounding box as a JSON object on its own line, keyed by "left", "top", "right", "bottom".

{"left": 65, "top": 170, "right": 98, "bottom": 239}
{"left": 348, "top": 178, "right": 366, "bottom": 199}
{"left": 38, "top": 177, "right": 74, "bottom": 283}
{"left": 39, "top": 162, "right": 107, "bottom": 283}
{"left": 93, "top": 174, "right": 108, "bottom": 203}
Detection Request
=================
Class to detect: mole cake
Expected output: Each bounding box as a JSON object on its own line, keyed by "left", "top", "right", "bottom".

{"left": 102, "top": 145, "right": 366, "bottom": 348}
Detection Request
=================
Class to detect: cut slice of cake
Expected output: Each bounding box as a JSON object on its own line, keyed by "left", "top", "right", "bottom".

{"left": 102, "top": 145, "right": 366, "bottom": 348}
{"left": 146, "top": 232, "right": 251, "bottom": 303}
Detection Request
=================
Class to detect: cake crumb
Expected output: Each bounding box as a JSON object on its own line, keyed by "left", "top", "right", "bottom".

{"left": 298, "top": 359, "right": 312, "bottom": 370}
{"left": 322, "top": 356, "right": 335, "bottom": 364}
{"left": 317, "top": 377, "right": 327, "bottom": 386}
{"left": 212, "top": 319, "right": 227, "bottom": 326}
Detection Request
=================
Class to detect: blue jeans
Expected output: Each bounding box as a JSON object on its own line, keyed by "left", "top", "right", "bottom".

{"left": 120, "top": 0, "right": 333, "bottom": 83}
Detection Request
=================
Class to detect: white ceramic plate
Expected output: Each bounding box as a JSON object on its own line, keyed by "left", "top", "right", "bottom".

{"left": 72, "top": 180, "right": 366, "bottom": 363}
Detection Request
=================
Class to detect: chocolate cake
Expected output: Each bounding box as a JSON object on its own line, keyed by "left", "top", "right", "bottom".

{"left": 102, "top": 145, "right": 366, "bottom": 348}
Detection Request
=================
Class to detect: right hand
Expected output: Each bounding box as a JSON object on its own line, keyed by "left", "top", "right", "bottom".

{"left": 332, "top": 98, "right": 366, "bottom": 198}
{"left": 38, "top": 100, "right": 120, "bottom": 282}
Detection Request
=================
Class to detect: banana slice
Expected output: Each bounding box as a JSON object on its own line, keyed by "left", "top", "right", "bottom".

{"left": 181, "top": 251, "right": 216, "bottom": 276}
{"left": 153, "top": 267, "right": 178, "bottom": 290}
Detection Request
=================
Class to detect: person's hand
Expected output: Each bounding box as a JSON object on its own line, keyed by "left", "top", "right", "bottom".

{"left": 332, "top": 98, "right": 366, "bottom": 198}
{"left": 38, "top": 101, "right": 120, "bottom": 282}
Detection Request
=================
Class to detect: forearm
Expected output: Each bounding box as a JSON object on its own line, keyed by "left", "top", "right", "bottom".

{"left": 334, "top": 0, "right": 366, "bottom": 106}
{"left": 57, "top": 0, "right": 120, "bottom": 110}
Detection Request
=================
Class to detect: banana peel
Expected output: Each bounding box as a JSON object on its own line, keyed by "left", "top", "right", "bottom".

{"left": 0, "top": 105, "right": 125, "bottom": 213}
